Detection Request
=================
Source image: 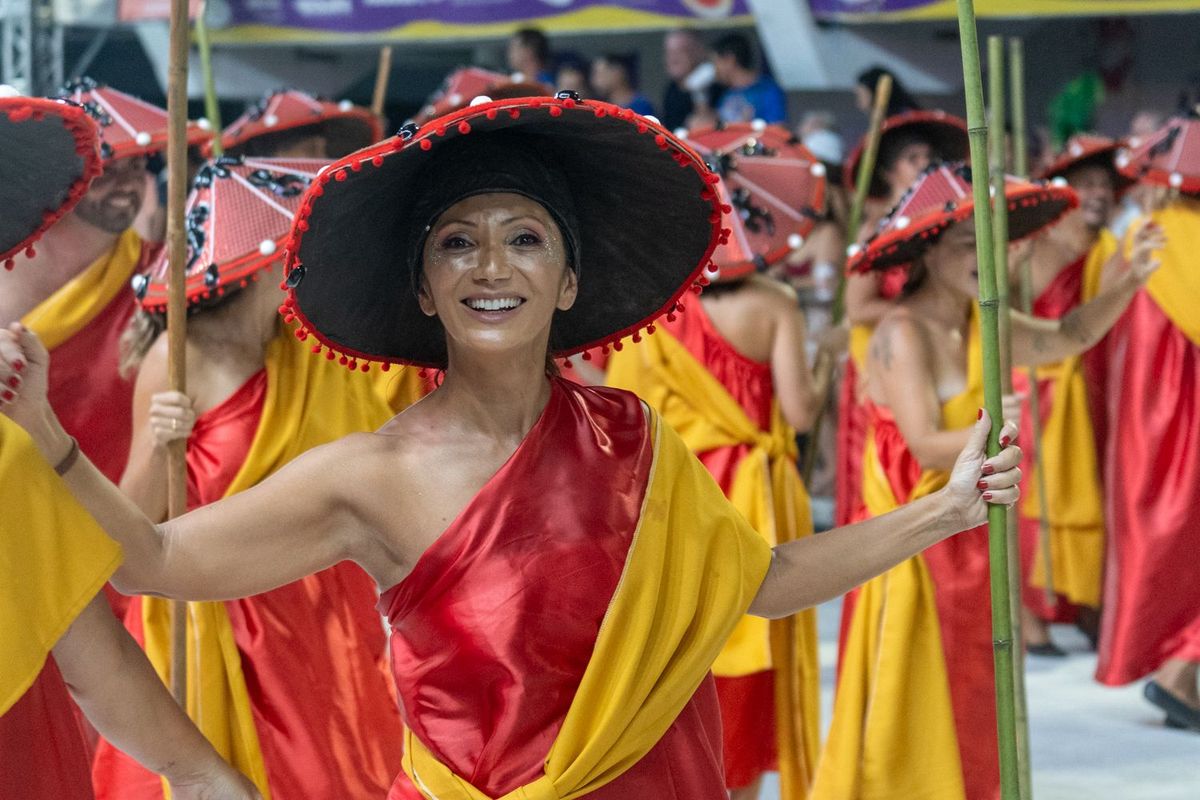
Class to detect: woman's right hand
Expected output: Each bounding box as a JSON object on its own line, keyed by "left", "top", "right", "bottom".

{"left": 148, "top": 390, "right": 196, "bottom": 447}
{"left": 0, "top": 322, "right": 52, "bottom": 433}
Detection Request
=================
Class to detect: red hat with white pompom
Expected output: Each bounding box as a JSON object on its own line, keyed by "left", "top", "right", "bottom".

{"left": 134, "top": 156, "right": 328, "bottom": 311}
{"left": 55, "top": 77, "right": 210, "bottom": 161}
{"left": 685, "top": 121, "right": 826, "bottom": 282}
{"left": 0, "top": 87, "right": 103, "bottom": 269}
{"left": 414, "top": 67, "right": 551, "bottom": 124}
{"left": 214, "top": 90, "right": 383, "bottom": 158}
{"left": 1116, "top": 116, "right": 1200, "bottom": 193}
{"left": 848, "top": 162, "right": 1077, "bottom": 274}
{"left": 279, "top": 91, "right": 729, "bottom": 371}
{"left": 1039, "top": 134, "right": 1134, "bottom": 193}
{"left": 843, "top": 109, "right": 969, "bottom": 199}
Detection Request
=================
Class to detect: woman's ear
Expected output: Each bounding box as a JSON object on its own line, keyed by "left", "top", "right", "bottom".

{"left": 556, "top": 266, "right": 579, "bottom": 312}
{"left": 417, "top": 274, "right": 438, "bottom": 317}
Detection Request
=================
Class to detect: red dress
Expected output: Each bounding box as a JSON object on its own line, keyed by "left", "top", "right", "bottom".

{"left": 94, "top": 370, "right": 408, "bottom": 799}
{"left": 380, "top": 380, "right": 727, "bottom": 799}
{"left": 0, "top": 659, "right": 94, "bottom": 800}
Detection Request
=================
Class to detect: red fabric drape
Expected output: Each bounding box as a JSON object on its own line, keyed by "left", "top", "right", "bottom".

{"left": 0, "top": 659, "right": 94, "bottom": 800}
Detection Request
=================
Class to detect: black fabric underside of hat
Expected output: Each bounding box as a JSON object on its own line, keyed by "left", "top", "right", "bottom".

{"left": 0, "top": 116, "right": 83, "bottom": 255}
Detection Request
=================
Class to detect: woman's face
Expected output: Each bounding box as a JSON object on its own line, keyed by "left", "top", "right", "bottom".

{"left": 418, "top": 192, "right": 577, "bottom": 361}
{"left": 923, "top": 218, "right": 980, "bottom": 300}
{"left": 883, "top": 141, "right": 933, "bottom": 201}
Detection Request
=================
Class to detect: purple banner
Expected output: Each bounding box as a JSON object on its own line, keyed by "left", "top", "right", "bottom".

{"left": 224, "top": 0, "right": 750, "bottom": 34}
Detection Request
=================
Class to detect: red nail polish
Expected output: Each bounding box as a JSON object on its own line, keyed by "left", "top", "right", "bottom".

{"left": 1, "top": 390, "right": 12, "bottom": 401}
{"left": 5, "top": 376, "right": 18, "bottom": 388}
{"left": 11, "top": 360, "right": 24, "bottom": 373}
{"left": 977, "top": 408, "right": 983, "bottom": 420}
{"left": 976, "top": 481, "right": 988, "bottom": 490}
{"left": 983, "top": 492, "right": 994, "bottom": 501}
{"left": 1000, "top": 436, "right": 1011, "bottom": 447}
{"left": 982, "top": 465, "right": 995, "bottom": 475}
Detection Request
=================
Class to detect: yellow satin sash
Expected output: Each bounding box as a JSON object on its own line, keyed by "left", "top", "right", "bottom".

{"left": 1141, "top": 198, "right": 1200, "bottom": 349}
{"left": 141, "top": 326, "right": 424, "bottom": 798}
{"left": 21, "top": 229, "right": 142, "bottom": 350}
{"left": 401, "top": 411, "right": 773, "bottom": 799}
{"left": 810, "top": 310, "right": 982, "bottom": 800}
{"left": 0, "top": 416, "right": 123, "bottom": 715}
{"left": 606, "top": 324, "right": 819, "bottom": 796}
{"left": 1023, "top": 231, "right": 1116, "bottom": 606}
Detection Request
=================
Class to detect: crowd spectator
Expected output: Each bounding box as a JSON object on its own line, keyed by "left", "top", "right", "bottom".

{"left": 591, "top": 53, "right": 656, "bottom": 117}
{"left": 855, "top": 66, "right": 921, "bottom": 116}
{"left": 507, "top": 28, "right": 554, "bottom": 85}
{"left": 661, "top": 29, "right": 722, "bottom": 131}
{"left": 555, "top": 53, "right": 592, "bottom": 97}
{"left": 711, "top": 33, "right": 786, "bottom": 124}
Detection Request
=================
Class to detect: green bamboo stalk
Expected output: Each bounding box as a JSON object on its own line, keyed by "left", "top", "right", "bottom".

{"left": 955, "top": 4, "right": 1021, "bottom": 799}
{"left": 990, "top": 36, "right": 1033, "bottom": 800}
{"left": 196, "top": 7, "right": 223, "bottom": 157}
{"left": 1009, "top": 37, "right": 1057, "bottom": 612}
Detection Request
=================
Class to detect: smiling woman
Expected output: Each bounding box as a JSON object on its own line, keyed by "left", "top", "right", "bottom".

{"left": 2, "top": 95, "right": 1027, "bottom": 800}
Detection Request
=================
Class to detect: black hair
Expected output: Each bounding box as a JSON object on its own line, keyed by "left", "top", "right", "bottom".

{"left": 857, "top": 66, "right": 921, "bottom": 116}
{"left": 712, "top": 33, "right": 756, "bottom": 71}
{"left": 597, "top": 53, "right": 639, "bottom": 88}
{"left": 512, "top": 28, "right": 551, "bottom": 65}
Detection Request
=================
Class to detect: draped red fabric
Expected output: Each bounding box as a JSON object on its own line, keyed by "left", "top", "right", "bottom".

{"left": 1096, "top": 291, "right": 1200, "bottom": 685}
{"left": 859, "top": 401, "right": 1000, "bottom": 800}
{"left": 1016, "top": 255, "right": 1086, "bottom": 622}
{"left": 0, "top": 658, "right": 94, "bottom": 800}
{"left": 94, "top": 369, "right": 407, "bottom": 800}
{"left": 379, "top": 380, "right": 727, "bottom": 799}
{"left": 661, "top": 300, "right": 778, "bottom": 788}
{"left": 834, "top": 360, "right": 869, "bottom": 526}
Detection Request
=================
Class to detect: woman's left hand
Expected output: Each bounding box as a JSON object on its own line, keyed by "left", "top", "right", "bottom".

{"left": 943, "top": 408, "right": 1022, "bottom": 531}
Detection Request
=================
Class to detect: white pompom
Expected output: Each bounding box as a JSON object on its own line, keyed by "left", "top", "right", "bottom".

{"left": 510, "top": 72, "right": 526, "bottom": 83}
{"left": 447, "top": 93, "right": 462, "bottom": 107}
{"left": 751, "top": 118, "right": 767, "bottom": 132}
{"left": 703, "top": 263, "right": 721, "bottom": 280}
{"left": 259, "top": 239, "right": 277, "bottom": 256}
{"left": 470, "top": 95, "right": 492, "bottom": 107}
{"left": 643, "top": 115, "right": 660, "bottom": 125}
{"left": 338, "top": 99, "right": 353, "bottom": 111}
{"left": 264, "top": 114, "right": 279, "bottom": 127}
{"left": 846, "top": 243, "right": 862, "bottom": 257}
{"left": 1115, "top": 153, "right": 1130, "bottom": 168}
{"left": 674, "top": 127, "right": 689, "bottom": 138}
{"left": 894, "top": 215, "right": 911, "bottom": 229}
{"left": 1069, "top": 141, "right": 1084, "bottom": 156}
{"left": 0, "top": 84, "right": 22, "bottom": 98}
{"left": 787, "top": 233, "right": 804, "bottom": 250}
{"left": 1050, "top": 176, "right": 1069, "bottom": 187}
{"left": 810, "top": 162, "right": 826, "bottom": 177}
{"left": 197, "top": 117, "right": 212, "bottom": 131}
{"left": 135, "top": 131, "right": 152, "bottom": 146}
{"left": 1169, "top": 172, "right": 1184, "bottom": 188}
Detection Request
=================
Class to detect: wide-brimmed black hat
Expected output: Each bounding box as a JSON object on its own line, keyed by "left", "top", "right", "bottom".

{"left": 1, "top": 93, "right": 103, "bottom": 270}
{"left": 282, "top": 93, "right": 726, "bottom": 370}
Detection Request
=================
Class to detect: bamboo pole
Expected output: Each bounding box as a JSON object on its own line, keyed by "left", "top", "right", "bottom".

{"left": 371, "top": 46, "right": 394, "bottom": 120}
{"left": 955, "top": 4, "right": 1021, "bottom": 798}
{"left": 802, "top": 73, "right": 891, "bottom": 482}
{"left": 166, "top": 0, "right": 191, "bottom": 703}
{"left": 1008, "top": 38, "right": 1057, "bottom": 611}
{"left": 989, "top": 36, "right": 1034, "bottom": 800}
{"left": 195, "top": 5, "right": 223, "bottom": 158}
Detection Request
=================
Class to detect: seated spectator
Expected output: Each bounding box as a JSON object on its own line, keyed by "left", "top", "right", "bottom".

{"left": 555, "top": 53, "right": 592, "bottom": 97}
{"left": 855, "top": 66, "right": 921, "bottom": 116}
{"left": 507, "top": 27, "right": 554, "bottom": 85}
{"left": 591, "top": 53, "right": 655, "bottom": 117}
{"left": 661, "top": 29, "right": 722, "bottom": 131}
{"left": 711, "top": 33, "right": 786, "bottom": 124}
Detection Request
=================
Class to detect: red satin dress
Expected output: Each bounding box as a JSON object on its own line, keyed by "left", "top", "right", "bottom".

{"left": 380, "top": 380, "right": 726, "bottom": 799}
{"left": 93, "top": 370, "right": 407, "bottom": 799}
{"left": 1096, "top": 290, "right": 1200, "bottom": 684}
{"left": 1015, "top": 255, "right": 1085, "bottom": 622}
{"left": 0, "top": 658, "right": 94, "bottom": 799}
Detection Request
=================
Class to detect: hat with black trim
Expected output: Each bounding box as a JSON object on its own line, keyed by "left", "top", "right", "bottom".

{"left": 844, "top": 110, "right": 969, "bottom": 199}
{"left": 1, "top": 90, "right": 103, "bottom": 270}
{"left": 1116, "top": 116, "right": 1200, "bottom": 193}
{"left": 848, "top": 162, "right": 1077, "bottom": 274}
{"left": 55, "top": 77, "right": 210, "bottom": 161}
{"left": 280, "top": 92, "right": 729, "bottom": 371}
{"left": 134, "top": 156, "right": 328, "bottom": 311}
{"left": 1039, "top": 134, "right": 1133, "bottom": 192}
{"left": 215, "top": 90, "right": 383, "bottom": 159}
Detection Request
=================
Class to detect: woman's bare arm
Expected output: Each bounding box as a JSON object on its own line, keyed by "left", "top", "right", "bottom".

{"left": 1, "top": 325, "right": 364, "bottom": 601}
{"left": 750, "top": 409, "right": 1020, "bottom": 618}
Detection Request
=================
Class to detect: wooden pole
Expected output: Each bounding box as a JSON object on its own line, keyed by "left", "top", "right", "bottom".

{"left": 955, "top": 4, "right": 1021, "bottom": 798}
{"left": 1008, "top": 37, "right": 1057, "bottom": 611}
{"left": 802, "top": 74, "right": 891, "bottom": 482}
{"left": 195, "top": 5, "right": 223, "bottom": 158}
{"left": 371, "top": 46, "right": 394, "bottom": 120}
{"left": 166, "top": 0, "right": 191, "bottom": 704}
{"left": 989, "top": 36, "right": 1033, "bottom": 800}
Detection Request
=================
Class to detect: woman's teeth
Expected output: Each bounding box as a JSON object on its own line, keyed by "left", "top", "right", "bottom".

{"left": 465, "top": 297, "right": 523, "bottom": 312}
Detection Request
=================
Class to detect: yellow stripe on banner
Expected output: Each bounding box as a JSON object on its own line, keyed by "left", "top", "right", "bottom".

{"left": 403, "top": 409, "right": 773, "bottom": 799}
{"left": 821, "top": 0, "right": 1200, "bottom": 23}
{"left": 210, "top": 8, "right": 751, "bottom": 45}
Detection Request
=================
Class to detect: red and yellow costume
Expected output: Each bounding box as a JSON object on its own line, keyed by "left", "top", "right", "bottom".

{"left": 92, "top": 325, "right": 424, "bottom": 799}
{"left": 606, "top": 300, "right": 819, "bottom": 797}
{"left": 381, "top": 379, "right": 771, "bottom": 799}
{"left": 813, "top": 311, "right": 999, "bottom": 800}
{"left": 0, "top": 417, "right": 124, "bottom": 799}
{"left": 1017, "top": 231, "right": 1117, "bottom": 620}
{"left": 1097, "top": 199, "right": 1200, "bottom": 685}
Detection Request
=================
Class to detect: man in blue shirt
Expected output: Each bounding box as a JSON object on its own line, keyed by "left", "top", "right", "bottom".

{"left": 712, "top": 33, "right": 787, "bottom": 125}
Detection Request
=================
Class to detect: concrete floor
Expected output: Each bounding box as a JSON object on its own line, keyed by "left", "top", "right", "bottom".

{"left": 757, "top": 601, "right": 1200, "bottom": 800}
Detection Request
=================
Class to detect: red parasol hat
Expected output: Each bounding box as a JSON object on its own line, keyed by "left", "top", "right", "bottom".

{"left": 413, "top": 67, "right": 551, "bottom": 124}
{"left": 1039, "top": 134, "right": 1133, "bottom": 191}
{"left": 843, "top": 110, "right": 969, "bottom": 198}
{"left": 685, "top": 122, "right": 827, "bottom": 282}
{"left": 56, "top": 77, "right": 210, "bottom": 161}
{"left": 1, "top": 91, "right": 103, "bottom": 269}
{"left": 848, "top": 162, "right": 1077, "bottom": 274}
{"left": 134, "top": 156, "right": 328, "bottom": 311}
{"left": 1116, "top": 116, "right": 1200, "bottom": 193}
{"left": 214, "top": 90, "right": 383, "bottom": 158}
{"left": 280, "top": 91, "right": 728, "bottom": 371}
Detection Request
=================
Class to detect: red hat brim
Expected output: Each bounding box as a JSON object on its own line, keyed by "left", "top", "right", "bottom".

{"left": 843, "top": 110, "right": 969, "bottom": 198}
{"left": 1, "top": 97, "right": 103, "bottom": 269}
{"left": 1116, "top": 118, "right": 1200, "bottom": 193}
{"left": 1039, "top": 137, "right": 1134, "bottom": 194}
{"left": 214, "top": 94, "right": 383, "bottom": 159}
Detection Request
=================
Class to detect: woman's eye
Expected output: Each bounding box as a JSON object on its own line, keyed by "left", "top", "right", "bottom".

{"left": 441, "top": 235, "right": 471, "bottom": 249}
{"left": 512, "top": 233, "right": 541, "bottom": 246}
